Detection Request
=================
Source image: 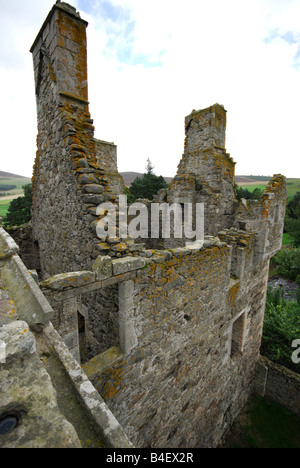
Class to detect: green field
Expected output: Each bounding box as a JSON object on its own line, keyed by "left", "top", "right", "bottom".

{"left": 0, "top": 176, "right": 31, "bottom": 197}
{"left": 0, "top": 176, "right": 31, "bottom": 221}
{"left": 0, "top": 200, "right": 10, "bottom": 218}
{"left": 238, "top": 178, "right": 300, "bottom": 200}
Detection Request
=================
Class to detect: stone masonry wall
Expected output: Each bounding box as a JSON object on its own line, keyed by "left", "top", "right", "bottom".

{"left": 0, "top": 226, "right": 132, "bottom": 448}
{"left": 167, "top": 104, "right": 236, "bottom": 239}
{"left": 31, "top": 2, "right": 138, "bottom": 278}
{"left": 30, "top": 2, "right": 288, "bottom": 449}
{"left": 254, "top": 356, "right": 300, "bottom": 417}
{"left": 95, "top": 139, "right": 125, "bottom": 197}
{"left": 81, "top": 236, "right": 272, "bottom": 448}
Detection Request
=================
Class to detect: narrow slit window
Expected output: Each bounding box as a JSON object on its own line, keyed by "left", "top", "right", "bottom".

{"left": 231, "top": 312, "right": 247, "bottom": 357}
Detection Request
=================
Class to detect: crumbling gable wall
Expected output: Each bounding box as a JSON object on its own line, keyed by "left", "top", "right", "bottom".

{"left": 30, "top": 2, "right": 131, "bottom": 278}
{"left": 167, "top": 104, "right": 236, "bottom": 237}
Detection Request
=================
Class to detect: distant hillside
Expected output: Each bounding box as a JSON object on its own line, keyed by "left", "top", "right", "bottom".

{"left": 0, "top": 171, "right": 29, "bottom": 179}
{"left": 235, "top": 176, "right": 271, "bottom": 185}
{"left": 120, "top": 172, "right": 173, "bottom": 187}
{"left": 121, "top": 173, "right": 271, "bottom": 187}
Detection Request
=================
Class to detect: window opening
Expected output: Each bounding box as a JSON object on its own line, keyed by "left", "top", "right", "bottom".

{"left": 231, "top": 311, "right": 247, "bottom": 357}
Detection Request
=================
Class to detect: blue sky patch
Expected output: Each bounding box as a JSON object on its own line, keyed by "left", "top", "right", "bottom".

{"left": 264, "top": 28, "right": 300, "bottom": 69}
{"left": 264, "top": 28, "right": 298, "bottom": 45}
{"left": 79, "top": 0, "right": 164, "bottom": 68}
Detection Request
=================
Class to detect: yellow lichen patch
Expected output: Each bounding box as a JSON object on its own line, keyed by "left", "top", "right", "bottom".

{"left": 99, "top": 365, "right": 126, "bottom": 400}
{"left": 228, "top": 279, "right": 240, "bottom": 306}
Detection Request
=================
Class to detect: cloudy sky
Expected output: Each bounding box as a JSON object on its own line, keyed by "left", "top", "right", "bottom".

{"left": 1, "top": 0, "right": 300, "bottom": 179}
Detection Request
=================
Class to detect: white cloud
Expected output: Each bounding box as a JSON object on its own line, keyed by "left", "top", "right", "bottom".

{"left": 0, "top": 0, "right": 299, "bottom": 179}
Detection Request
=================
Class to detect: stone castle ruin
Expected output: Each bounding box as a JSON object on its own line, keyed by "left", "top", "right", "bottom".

{"left": 1, "top": 1, "right": 296, "bottom": 449}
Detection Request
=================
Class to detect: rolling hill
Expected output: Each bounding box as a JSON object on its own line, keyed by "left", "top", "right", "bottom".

{"left": 0, "top": 171, "right": 30, "bottom": 179}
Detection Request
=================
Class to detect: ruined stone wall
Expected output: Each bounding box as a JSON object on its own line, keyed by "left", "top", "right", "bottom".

{"left": 0, "top": 226, "right": 132, "bottom": 448}
{"left": 29, "top": 2, "right": 288, "bottom": 449}
{"left": 7, "top": 223, "right": 41, "bottom": 275}
{"left": 167, "top": 105, "right": 237, "bottom": 238}
{"left": 95, "top": 139, "right": 125, "bottom": 197}
{"left": 81, "top": 235, "right": 272, "bottom": 448}
{"left": 254, "top": 356, "right": 300, "bottom": 417}
{"left": 30, "top": 2, "right": 134, "bottom": 278}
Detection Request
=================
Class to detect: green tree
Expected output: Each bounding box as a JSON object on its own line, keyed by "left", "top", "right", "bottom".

{"left": 235, "top": 185, "right": 263, "bottom": 201}
{"left": 285, "top": 192, "right": 300, "bottom": 247}
{"left": 3, "top": 184, "right": 32, "bottom": 227}
{"left": 261, "top": 286, "right": 300, "bottom": 373}
{"left": 130, "top": 159, "right": 168, "bottom": 201}
{"left": 272, "top": 247, "right": 300, "bottom": 281}
{"left": 287, "top": 192, "right": 300, "bottom": 219}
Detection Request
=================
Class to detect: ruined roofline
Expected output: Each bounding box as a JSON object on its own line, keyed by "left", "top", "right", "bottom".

{"left": 30, "top": 1, "right": 88, "bottom": 53}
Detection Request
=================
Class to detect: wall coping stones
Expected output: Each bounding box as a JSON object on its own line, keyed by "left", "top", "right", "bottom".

{"left": 0, "top": 228, "right": 19, "bottom": 260}
{"left": 39, "top": 271, "right": 96, "bottom": 291}
{"left": 92, "top": 256, "right": 112, "bottom": 281}
{"left": 40, "top": 238, "right": 229, "bottom": 294}
{"left": 112, "top": 257, "right": 146, "bottom": 276}
{"left": 1, "top": 253, "right": 54, "bottom": 326}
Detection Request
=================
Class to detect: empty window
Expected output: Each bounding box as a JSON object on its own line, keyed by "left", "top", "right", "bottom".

{"left": 231, "top": 311, "right": 247, "bottom": 357}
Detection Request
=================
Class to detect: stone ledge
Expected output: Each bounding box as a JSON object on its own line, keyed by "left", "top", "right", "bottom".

{"left": 112, "top": 257, "right": 146, "bottom": 276}
{"left": 1, "top": 254, "right": 53, "bottom": 325}
{"left": 0, "top": 228, "right": 19, "bottom": 260}
{"left": 40, "top": 271, "right": 95, "bottom": 291}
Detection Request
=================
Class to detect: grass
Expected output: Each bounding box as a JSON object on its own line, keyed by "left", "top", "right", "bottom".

{"left": 282, "top": 232, "right": 294, "bottom": 246}
{"left": 238, "top": 178, "right": 300, "bottom": 201}
{"left": 0, "top": 200, "right": 10, "bottom": 218}
{"left": 0, "top": 177, "right": 31, "bottom": 197}
{"left": 0, "top": 176, "right": 30, "bottom": 220}
{"left": 223, "top": 396, "right": 300, "bottom": 448}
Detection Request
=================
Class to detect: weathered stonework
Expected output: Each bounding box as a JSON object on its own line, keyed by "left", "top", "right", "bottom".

{"left": 167, "top": 104, "right": 236, "bottom": 237}
{"left": 30, "top": 2, "right": 136, "bottom": 277}
{"left": 0, "top": 227, "right": 132, "bottom": 448}
{"left": 23, "top": 1, "right": 290, "bottom": 449}
{"left": 95, "top": 139, "right": 125, "bottom": 197}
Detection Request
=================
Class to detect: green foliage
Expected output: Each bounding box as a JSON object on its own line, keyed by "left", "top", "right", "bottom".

{"left": 285, "top": 218, "right": 300, "bottom": 247}
{"left": 124, "top": 186, "right": 135, "bottom": 205}
{"left": 0, "top": 184, "right": 17, "bottom": 192}
{"left": 235, "top": 185, "right": 263, "bottom": 201}
{"left": 272, "top": 248, "right": 300, "bottom": 281}
{"left": 3, "top": 184, "right": 32, "bottom": 228}
{"left": 0, "top": 201, "right": 10, "bottom": 218}
{"left": 261, "top": 286, "right": 300, "bottom": 373}
{"left": 286, "top": 192, "right": 300, "bottom": 219}
{"left": 129, "top": 159, "right": 169, "bottom": 201}
{"left": 284, "top": 192, "right": 300, "bottom": 247}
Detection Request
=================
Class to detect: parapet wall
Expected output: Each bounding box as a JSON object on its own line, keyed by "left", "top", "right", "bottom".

{"left": 0, "top": 226, "right": 132, "bottom": 448}
{"left": 254, "top": 355, "right": 300, "bottom": 417}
